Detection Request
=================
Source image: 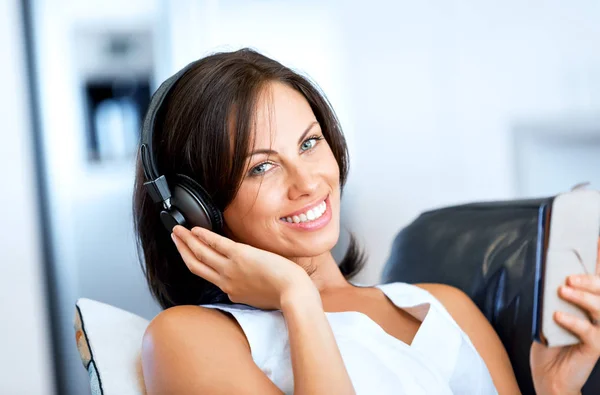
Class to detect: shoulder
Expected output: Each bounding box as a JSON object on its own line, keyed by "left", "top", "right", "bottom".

{"left": 143, "top": 304, "right": 249, "bottom": 352}
{"left": 413, "top": 282, "right": 466, "bottom": 300}
{"left": 142, "top": 304, "right": 251, "bottom": 358}
{"left": 141, "top": 305, "right": 251, "bottom": 392}
{"left": 414, "top": 282, "right": 477, "bottom": 318}
{"left": 382, "top": 282, "right": 485, "bottom": 336}
{"left": 415, "top": 283, "right": 521, "bottom": 394}
{"left": 413, "top": 282, "right": 493, "bottom": 344}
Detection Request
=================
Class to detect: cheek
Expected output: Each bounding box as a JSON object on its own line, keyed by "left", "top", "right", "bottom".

{"left": 223, "top": 184, "right": 282, "bottom": 240}
{"left": 322, "top": 148, "right": 341, "bottom": 185}
{"left": 331, "top": 159, "right": 341, "bottom": 183}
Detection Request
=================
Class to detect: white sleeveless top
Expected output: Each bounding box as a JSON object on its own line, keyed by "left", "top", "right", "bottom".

{"left": 201, "top": 282, "right": 498, "bottom": 394}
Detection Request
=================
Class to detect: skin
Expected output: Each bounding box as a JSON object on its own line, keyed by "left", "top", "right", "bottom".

{"left": 141, "top": 80, "right": 600, "bottom": 395}
{"left": 219, "top": 81, "right": 349, "bottom": 295}
{"left": 530, "top": 245, "right": 600, "bottom": 395}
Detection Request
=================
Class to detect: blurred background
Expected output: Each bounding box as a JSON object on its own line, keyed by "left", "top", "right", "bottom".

{"left": 2, "top": 0, "right": 600, "bottom": 394}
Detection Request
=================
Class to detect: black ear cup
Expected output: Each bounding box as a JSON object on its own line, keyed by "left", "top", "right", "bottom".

{"left": 159, "top": 207, "right": 186, "bottom": 232}
{"left": 169, "top": 174, "right": 224, "bottom": 233}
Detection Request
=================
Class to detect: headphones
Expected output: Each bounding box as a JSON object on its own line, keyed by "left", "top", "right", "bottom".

{"left": 139, "top": 61, "right": 224, "bottom": 234}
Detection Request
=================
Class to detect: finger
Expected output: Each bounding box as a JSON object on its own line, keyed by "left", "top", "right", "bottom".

{"left": 554, "top": 311, "right": 600, "bottom": 352}
{"left": 171, "top": 233, "right": 221, "bottom": 285}
{"left": 567, "top": 274, "right": 600, "bottom": 294}
{"left": 191, "top": 226, "right": 237, "bottom": 257}
{"left": 559, "top": 285, "right": 600, "bottom": 321}
{"left": 172, "top": 225, "right": 229, "bottom": 270}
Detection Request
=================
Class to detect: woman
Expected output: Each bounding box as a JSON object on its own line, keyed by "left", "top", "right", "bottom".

{"left": 133, "top": 48, "right": 600, "bottom": 394}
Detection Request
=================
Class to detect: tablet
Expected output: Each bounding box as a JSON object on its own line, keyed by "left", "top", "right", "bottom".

{"left": 533, "top": 189, "right": 600, "bottom": 347}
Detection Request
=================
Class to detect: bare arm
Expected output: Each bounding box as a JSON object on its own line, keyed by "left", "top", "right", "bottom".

{"left": 141, "top": 305, "right": 284, "bottom": 395}
{"left": 141, "top": 285, "right": 355, "bottom": 395}
{"left": 281, "top": 283, "right": 356, "bottom": 395}
{"left": 416, "top": 283, "right": 522, "bottom": 395}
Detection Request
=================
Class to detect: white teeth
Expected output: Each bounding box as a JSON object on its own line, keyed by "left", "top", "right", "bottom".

{"left": 282, "top": 199, "right": 328, "bottom": 223}
{"left": 314, "top": 202, "right": 324, "bottom": 217}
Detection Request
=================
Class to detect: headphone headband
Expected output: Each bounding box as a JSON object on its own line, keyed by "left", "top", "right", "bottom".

{"left": 140, "top": 61, "right": 198, "bottom": 182}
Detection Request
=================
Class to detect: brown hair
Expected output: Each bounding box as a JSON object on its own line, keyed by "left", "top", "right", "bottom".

{"left": 132, "top": 48, "right": 366, "bottom": 309}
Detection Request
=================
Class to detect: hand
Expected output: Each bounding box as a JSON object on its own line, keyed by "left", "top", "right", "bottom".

{"left": 530, "top": 237, "right": 600, "bottom": 395}
{"left": 171, "top": 225, "right": 316, "bottom": 310}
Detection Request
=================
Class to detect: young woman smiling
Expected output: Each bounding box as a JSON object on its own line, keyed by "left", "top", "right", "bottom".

{"left": 133, "top": 48, "right": 600, "bottom": 395}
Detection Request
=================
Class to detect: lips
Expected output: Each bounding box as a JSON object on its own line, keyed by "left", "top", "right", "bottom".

{"left": 280, "top": 194, "right": 329, "bottom": 220}
{"left": 279, "top": 195, "right": 332, "bottom": 231}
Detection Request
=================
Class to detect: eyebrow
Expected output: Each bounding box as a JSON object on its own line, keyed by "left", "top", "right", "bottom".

{"left": 245, "top": 121, "right": 319, "bottom": 158}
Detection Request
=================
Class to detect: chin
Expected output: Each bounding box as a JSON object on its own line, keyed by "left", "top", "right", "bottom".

{"left": 283, "top": 223, "right": 340, "bottom": 258}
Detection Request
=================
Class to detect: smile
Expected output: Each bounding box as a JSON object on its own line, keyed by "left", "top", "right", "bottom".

{"left": 279, "top": 195, "right": 332, "bottom": 231}
{"left": 281, "top": 199, "right": 326, "bottom": 223}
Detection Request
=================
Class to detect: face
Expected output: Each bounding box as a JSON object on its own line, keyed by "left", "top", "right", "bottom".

{"left": 223, "top": 81, "right": 341, "bottom": 259}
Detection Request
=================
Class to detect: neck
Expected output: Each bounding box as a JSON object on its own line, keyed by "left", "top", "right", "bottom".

{"left": 288, "top": 250, "right": 357, "bottom": 295}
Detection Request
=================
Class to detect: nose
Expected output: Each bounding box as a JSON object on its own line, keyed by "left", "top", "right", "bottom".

{"left": 287, "top": 163, "right": 319, "bottom": 201}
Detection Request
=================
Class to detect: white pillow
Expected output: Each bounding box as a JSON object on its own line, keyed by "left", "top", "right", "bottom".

{"left": 74, "top": 298, "right": 150, "bottom": 395}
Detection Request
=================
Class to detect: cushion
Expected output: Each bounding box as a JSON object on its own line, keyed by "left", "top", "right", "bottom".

{"left": 74, "top": 298, "right": 150, "bottom": 395}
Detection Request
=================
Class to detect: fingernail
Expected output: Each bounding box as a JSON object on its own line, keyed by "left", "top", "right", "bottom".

{"left": 171, "top": 233, "right": 177, "bottom": 244}
{"left": 562, "top": 286, "right": 573, "bottom": 295}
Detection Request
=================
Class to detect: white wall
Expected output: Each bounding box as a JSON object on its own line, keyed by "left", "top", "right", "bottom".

{"left": 0, "top": 0, "right": 55, "bottom": 394}
{"left": 164, "top": 0, "right": 354, "bottom": 153}
{"left": 514, "top": 115, "right": 600, "bottom": 196}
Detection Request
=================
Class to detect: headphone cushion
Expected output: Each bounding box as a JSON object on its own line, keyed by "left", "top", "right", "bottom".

{"left": 172, "top": 174, "right": 224, "bottom": 233}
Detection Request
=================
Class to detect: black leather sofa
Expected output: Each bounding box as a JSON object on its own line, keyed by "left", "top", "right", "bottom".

{"left": 380, "top": 199, "right": 600, "bottom": 394}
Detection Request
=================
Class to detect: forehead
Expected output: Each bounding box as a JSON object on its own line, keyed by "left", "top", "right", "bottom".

{"left": 252, "top": 81, "right": 316, "bottom": 146}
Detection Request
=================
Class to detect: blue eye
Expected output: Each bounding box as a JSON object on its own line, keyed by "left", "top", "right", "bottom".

{"left": 249, "top": 162, "right": 274, "bottom": 176}
{"left": 247, "top": 135, "right": 324, "bottom": 178}
{"left": 301, "top": 135, "right": 324, "bottom": 152}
